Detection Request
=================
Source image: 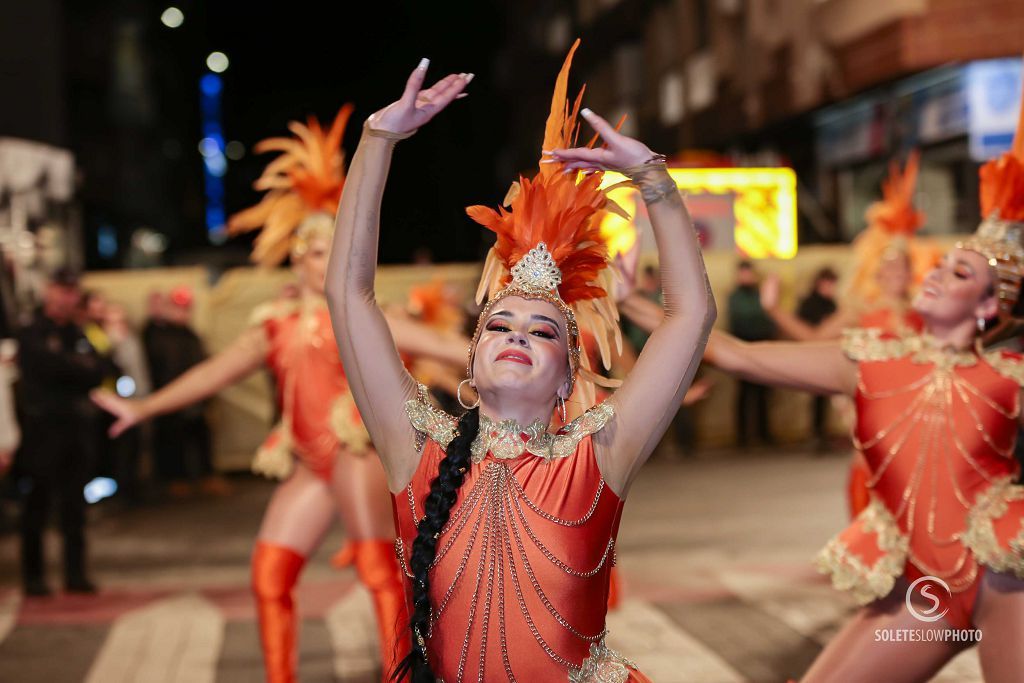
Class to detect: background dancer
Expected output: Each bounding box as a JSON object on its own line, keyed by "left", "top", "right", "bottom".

{"left": 702, "top": 109, "right": 1024, "bottom": 681}
{"left": 91, "top": 106, "right": 464, "bottom": 683}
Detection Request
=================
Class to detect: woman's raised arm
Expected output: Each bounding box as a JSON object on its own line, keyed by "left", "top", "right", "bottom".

{"left": 325, "top": 63, "right": 470, "bottom": 490}
{"left": 549, "top": 110, "right": 717, "bottom": 495}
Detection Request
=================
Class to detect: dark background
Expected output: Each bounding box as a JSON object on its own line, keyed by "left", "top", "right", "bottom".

{"left": 0, "top": 0, "right": 576, "bottom": 270}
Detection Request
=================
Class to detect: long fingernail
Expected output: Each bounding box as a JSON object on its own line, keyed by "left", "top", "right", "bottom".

{"left": 456, "top": 93, "right": 469, "bottom": 99}
{"left": 581, "top": 108, "right": 593, "bottom": 117}
{"left": 464, "top": 73, "right": 475, "bottom": 83}
{"left": 417, "top": 57, "right": 430, "bottom": 70}
{"left": 541, "top": 150, "right": 558, "bottom": 156}
{"left": 540, "top": 158, "right": 558, "bottom": 164}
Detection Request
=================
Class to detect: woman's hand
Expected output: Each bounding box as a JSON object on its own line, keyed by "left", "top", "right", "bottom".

{"left": 366, "top": 59, "right": 472, "bottom": 136}
{"left": 760, "top": 274, "right": 781, "bottom": 313}
{"left": 546, "top": 109, "right": 656, "bottom": 173}
{"left": 90, "top": 389, "right": 146, "bottom": 438}
{"left": 613, "top": 238, "right": 641, "bottom": 303}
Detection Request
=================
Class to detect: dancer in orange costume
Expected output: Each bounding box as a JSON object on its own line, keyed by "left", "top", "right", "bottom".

{"left": 326, "top": 42, "right": 714, "bottom": 682}
{"left": 696, "top": 95, "right": 1024, "bottom": 681}
{"left": 755, "top": 153, "right": 939, "bottom": 519}
{"left": 92, "top": 107, "right": 463, "bottom": 683}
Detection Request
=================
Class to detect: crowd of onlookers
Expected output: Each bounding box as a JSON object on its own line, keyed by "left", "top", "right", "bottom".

{"left": 727, "top": 260, "right": 841, "bottom": 451}
{"left": 0, "top": 267, "right": 228, "bottom": 596}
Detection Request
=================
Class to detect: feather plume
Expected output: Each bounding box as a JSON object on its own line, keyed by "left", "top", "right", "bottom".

{"left": 979, "top": 68, "right": 1024, "bottom": 222}
{"left": 228, "top": 104, "right": 354, "bottom": 266}
{"left": 465, "top": 40, "right": 623, "bottom": 378}
{"left": 848, "top": 151, "right": 938, "bottom": 304}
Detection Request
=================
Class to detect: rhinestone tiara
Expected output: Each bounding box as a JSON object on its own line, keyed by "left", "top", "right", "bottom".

{"left": 958, "top": 214, "right": 1024, "bottom": 317}
{"left": 509, "top": 242, "right": 563, "bottom": 294}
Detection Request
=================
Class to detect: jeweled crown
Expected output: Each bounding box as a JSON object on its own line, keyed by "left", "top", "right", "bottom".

{"left": 509, "top": 242, "right": 563, "bottom": 294}
{"left": 958, "top": 213, "right": 1024, "bottom": 317}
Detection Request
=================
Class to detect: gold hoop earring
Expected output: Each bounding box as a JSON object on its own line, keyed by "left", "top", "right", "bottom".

{"left": 557, "top": 395, "right": 567, "bottom": 424}
{"left": 457, "top": 379, "right": 480, "bottom": 410}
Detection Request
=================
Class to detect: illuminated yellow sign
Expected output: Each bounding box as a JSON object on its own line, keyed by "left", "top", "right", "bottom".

{"left": 599, "top": 167, "right": 798, "bottom": 259}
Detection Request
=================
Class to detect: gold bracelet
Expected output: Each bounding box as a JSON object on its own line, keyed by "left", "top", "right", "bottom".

{"left": 621, "top": 162, "right": 681, "bottom": 205}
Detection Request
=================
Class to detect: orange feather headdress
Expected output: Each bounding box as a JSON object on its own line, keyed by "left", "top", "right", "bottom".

{"left": 959, "top": 63, "right": 1024, "bottom": 319}
{"left": 227, "top": 104, "right": 354, "bottom": 266}
{"left": 848, "top": 151, "right": 937, "bottom": 303}
{"left": 464, "top": 40, "right": 623, "bottom": 393}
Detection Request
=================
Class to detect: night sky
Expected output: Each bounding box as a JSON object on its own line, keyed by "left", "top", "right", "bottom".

{"left": 207, "top": 2, "right": 509, "bottom": 265}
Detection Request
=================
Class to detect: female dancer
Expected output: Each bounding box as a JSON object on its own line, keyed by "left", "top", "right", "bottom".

{"left": 326, "top": 41, "right": 715, "bottom": 682}
{"left": 91, "top": 107, "right": 463, "bottom": 683}
{"left": 701, "top": 115, "right": 1024, "bottom": 680}
{"left": 757, "top": 153, "right": 937, "bottom": 518}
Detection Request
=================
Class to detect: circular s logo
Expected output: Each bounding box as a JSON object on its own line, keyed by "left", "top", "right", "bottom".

{"left": 906, "top": 576, "right": 951, "bottom": 623}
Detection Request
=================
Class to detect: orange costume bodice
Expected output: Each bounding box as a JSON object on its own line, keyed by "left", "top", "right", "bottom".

{"left": 394, "top": 388, "right": 649, "bottom": 683}
{"left": 846, "top": 305, "right": 925, "bottom": 519}
{"left": 818, "top": 329, "right": 1024, "bottom": 627}
{"left": 250, "top": 298, "right": 368, "bottom": 480}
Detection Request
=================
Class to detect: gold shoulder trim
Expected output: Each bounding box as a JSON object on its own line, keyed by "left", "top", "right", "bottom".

{"left": 963, "top": 476, "right": 1024, "bottom": 578}
{"left": 404, "top": 384, "right": 458, "bottom": 449}
{"left": 982, "top": 350, "right": 1024, "bottom": 386}
{"left": 549, "top": 402, "right": 615, "bottom": 459}
{"left": 841, "top": 328, "right": 907, "bottom": 362}
{"left": 247, "top": 298, "right": 299, "bottom": 327}
{"left": 814, "top": 497, "right": 909, "bottom": 604}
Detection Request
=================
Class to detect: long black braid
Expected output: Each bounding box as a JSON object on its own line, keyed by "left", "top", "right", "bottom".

{"left": 392, "top": 406, "right": 480, "bottom": 682}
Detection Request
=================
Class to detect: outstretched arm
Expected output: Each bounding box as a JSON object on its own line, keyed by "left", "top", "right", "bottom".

{"left": 91, "top": 325, "right": 267, "bottom": 437}
{"left": 385, "top": 312, "right": 470, "bottom": 369}
{"left": 705, "top": 329, "right": 856, "bottom": 395}
{"left": 550, "top": 110, "right": 716, "bottom": 495}
{"left": 325, "top": 63, "right": 470, "bottom": 490}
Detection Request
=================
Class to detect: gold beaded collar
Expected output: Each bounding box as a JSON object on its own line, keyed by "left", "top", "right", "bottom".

{"left": 843, "top": 329, "right": 978, "bottom": 368}
{"left": 470, "top": 404, "right": 614, "bottom": 463}
{"left": 403, "top": 384, "right": 615, "bottom": 463}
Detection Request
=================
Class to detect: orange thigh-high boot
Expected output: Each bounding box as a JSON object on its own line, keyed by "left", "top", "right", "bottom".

{"left": 252, "top": 542, "right": 306, "bottom": 683}
{"left": 353, "top": 539, "right": 411, "bottom": 681}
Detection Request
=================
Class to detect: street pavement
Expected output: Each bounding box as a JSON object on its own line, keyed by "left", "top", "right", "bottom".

{"left": 0, "top": 448, "right": 983, "bottom": 682}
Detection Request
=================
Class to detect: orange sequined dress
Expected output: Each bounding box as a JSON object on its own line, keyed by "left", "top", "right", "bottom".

{"left": 250, "top": 298, "right": 369, "bottom": 480}
{"left": 847, "top": 307, "right": 925, "bottom": 518}
{"left": 817, "top": 329, "right": 1024, "bottom": 628}
{"left": 394, "top": 387, "right": 650, "bottom": 682}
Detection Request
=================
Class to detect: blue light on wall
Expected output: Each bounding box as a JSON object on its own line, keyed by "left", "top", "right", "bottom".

{"left": 199, "top": 73, "right": 228, "bottom": 243}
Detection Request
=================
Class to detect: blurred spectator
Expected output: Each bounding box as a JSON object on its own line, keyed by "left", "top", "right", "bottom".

{"left": 14, "top": 268, "right": 118, "bottom": 596}
{"left": 144, "top": 286, "right": 228, "bottom": 497}
{"left": 78, "top": 291, "right": 119, "bottom": 481}
{"left": 728, "top": 261, "right": 776, "bottom": 447}
{"left": 0, "top": 339, "right": 19, "bottom": 474}
{"left": 798, "top": 268, "right": 839, "bottom": 451}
